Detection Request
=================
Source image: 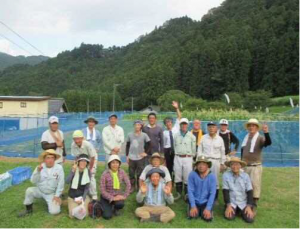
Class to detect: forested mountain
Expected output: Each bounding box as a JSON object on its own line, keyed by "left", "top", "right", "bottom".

{"left": 0, "top": 52, "right": 49, "bottom": 70}
{"left": 0, "top": 0, "right": 298, "bottom": 111}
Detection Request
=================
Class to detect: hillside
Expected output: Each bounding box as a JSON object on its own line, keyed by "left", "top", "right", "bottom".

{"left": 0, "top": 0, "right": 298, "bottom": 111}
{"left": 0, "top": 52, "right": 49, "bottom": 70}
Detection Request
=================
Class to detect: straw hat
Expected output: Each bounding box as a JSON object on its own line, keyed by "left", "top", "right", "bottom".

{"left": 244, "top": 118, "right": 262, "bottom": 130}
{"left": 225, "top": 157, "right": 247, "bottom": 168}
{"left": 150, "top": 152, "right": 165, "bottom": 164}
{"left": 194, "top": 155, "right": 212, "bottom": 168}
{"left": 38, "top": 149, "right": 61, "bottom": 162}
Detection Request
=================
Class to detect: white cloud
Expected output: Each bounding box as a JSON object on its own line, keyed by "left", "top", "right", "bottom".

{"left": 0, "top": 0, "right": 224, "bottom": 57}
{"left": 0, "top": 39, "right": 28, "bottom": 56}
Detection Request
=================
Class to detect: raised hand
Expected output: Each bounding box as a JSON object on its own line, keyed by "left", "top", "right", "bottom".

{"left": 172, "top": 101, "right": 179, "bottom": 109}
{"left": 164, "top": 185, "right": 172, "bottom": 195}
{"left": 140, "top": 183, "right": 147, "bottom": 194}
{"left": 72, "top": 161, "right": 77, "bottom": 172}
{"left": 37, "top": 163, "right": 43, "bottom": 172}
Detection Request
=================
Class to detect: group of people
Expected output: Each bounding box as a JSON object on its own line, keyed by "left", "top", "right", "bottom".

{"left": 18, "top": 101, "right": 272, "bottom": 224}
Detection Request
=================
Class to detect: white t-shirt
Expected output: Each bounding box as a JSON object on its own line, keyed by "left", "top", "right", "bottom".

{"left": 41, "top": 130, "right": 64, "bottom": 164}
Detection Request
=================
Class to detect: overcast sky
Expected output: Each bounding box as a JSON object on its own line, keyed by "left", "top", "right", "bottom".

{"left": 0, "top": 0, "right": 224, "bottom": 57}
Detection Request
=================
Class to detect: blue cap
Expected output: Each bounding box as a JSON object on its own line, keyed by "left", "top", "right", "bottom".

{"left": 207, "top": 121, "right": 217, "bottom": 126}
{"left": 109, "top": 114, "right": 118, "bottom": 119}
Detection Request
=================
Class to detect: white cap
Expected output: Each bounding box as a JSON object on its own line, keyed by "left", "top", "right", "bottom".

{"left": 48, "top": 116, "right": 59, "bottom": 124}
{"left": 219, "top": 119, "right": 229, "bottom": 125}
{"left": 179, "top": 118, "right": 189, "bottom": 125}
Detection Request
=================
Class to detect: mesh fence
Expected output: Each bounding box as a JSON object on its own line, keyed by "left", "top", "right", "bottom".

{"left": 0, "top": 112, "right": 298, "bottom": 167}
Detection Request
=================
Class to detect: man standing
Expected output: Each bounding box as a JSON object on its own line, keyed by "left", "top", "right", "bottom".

{"left": 191, "top": 119, "right": 205, "bottom": 152}
{"left": 241, "top": 119, "right": 271, "bottom": 205}
{"left": 187, "top": 156, "right": 216, "bottom": 222}
{"left": 142, "top": 112, "right": 164, "bottom": 162}
{"left": 82, "top": 116, "right": 102, "bottom": 154}
{"left": 18, "top": 149, "right": 64, "bottom": 217}
{"left": 173, "top": 118, "right": 196, "bottom": 200}
{"left": 163, "top": 101, "right": 181, "bottom": 178}
{"left": 71, "top": 130, "right": 98, "bottom": 201}
{"left": 218, "top": 119, "right": 239, "bottom": 157}
{"left": 197, "top": 122, "right": 226, "bottom": 202}
{"left": 223, "top": 157, "right": 255, "bottom": 223}
{"left": 41, "top": 116, "right": 66, "bottom": 165}
{"left": 102, "top": 114, "right": 125, "bottom": 164}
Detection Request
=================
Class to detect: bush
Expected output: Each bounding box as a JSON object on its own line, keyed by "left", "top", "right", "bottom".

{"left": 157, "top": 90, "right": 190, "bottom": 111}
{"left": 224, "top": 92, "right": 244, "bottom": 108}
{"left": 243, "top": 90, "right": 272, "bottom": 111}
{"left": 184, "top": 98, "right": 208, "bottom": 111}
{"left": 206, "top": 101, "right": 228, "bottom": 110}
{"left": 271, "top": 95, "right": 299, "bottom": 106}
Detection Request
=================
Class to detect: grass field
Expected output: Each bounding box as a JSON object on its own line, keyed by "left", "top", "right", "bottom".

{"left": 0, "top": 158, "right": 298, "bottom": 228}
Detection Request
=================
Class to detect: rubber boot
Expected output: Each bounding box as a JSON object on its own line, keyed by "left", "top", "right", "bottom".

{"left": 174, "top": 182, "right": 183, "bottom": 200}
{"left": 184, "top": 184, "right": 188, "bottom": 202}
{"left": 18, "top": 204, "right": 33, "bottom": 218}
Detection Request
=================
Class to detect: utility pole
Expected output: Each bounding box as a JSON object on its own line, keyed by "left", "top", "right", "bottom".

{"left": 87, "top": 98, "right": 90, "bottom": 113}
{"left": 99, "top": 95, "right": 102, "bottom": 117}
{"left": 131, "top": 97, "right": 134, "bottom": 113}
{"left": 112, "top": 84, "right": 120, "bottom": 112}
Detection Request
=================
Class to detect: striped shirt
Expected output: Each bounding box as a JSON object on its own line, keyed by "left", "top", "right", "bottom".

{"left": 100, "top": 169, "right": 131, "bottom": 202}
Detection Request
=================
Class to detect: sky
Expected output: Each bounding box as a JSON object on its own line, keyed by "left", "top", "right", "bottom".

{"left": 0, "top": 0, "right": 224, "bottom": 57}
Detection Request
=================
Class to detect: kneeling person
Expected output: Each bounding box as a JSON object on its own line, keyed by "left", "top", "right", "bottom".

{"left": 136, "top": 168, "right": 175, "bottom": 223}
{"left": 18, "top": 149, "right": 64, "bottom": 217}
{"left": 187, "top": 156, "right": 216, "bottom": 222}
{"left": 66, "top": 154, "right": 91, "bottom": 219}
{"left": 100, "top": 155, "right": 131, "bottom": 219}
{"left": 223, "top": 157, "right": 255, "bottom": 223}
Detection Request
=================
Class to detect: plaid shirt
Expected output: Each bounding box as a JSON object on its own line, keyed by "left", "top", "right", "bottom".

{"left": 100, "top": 169, "right": 131, "bottom": 202}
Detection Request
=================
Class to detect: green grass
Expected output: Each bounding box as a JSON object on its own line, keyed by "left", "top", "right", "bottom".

{"left": 0, "top": 160, "right": 298, "bottom": 228}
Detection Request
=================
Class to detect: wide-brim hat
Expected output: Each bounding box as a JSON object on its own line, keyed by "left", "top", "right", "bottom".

{"left": 150, "top": 152, "right": 165, "bottom": 164}
{"left": 146, "top": 168, "right": 165, "bottom": 179}
{"left": 225, "top": 157, "right": 247, "bottom": 168}
{"left": 244, "top": 118, "right": 261, "bottom": 130}
{"left": 107, "top": 155, "right": 122, "bottom": 165}
{"left": 38, "top": 149, "right": 61, "bottom": 162}
{"left": 77, "top": 154, "right": 90, "bottom": 164}
{"left": 84, "top": 116, "right": 98, "bottom": 124}
{"left": 194, "top": 156, "right": 212, "bottom": 168}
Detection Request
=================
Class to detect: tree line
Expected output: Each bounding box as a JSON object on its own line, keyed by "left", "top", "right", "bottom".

{"left": 0, "top": 0, "right": 298, "bottom": 112}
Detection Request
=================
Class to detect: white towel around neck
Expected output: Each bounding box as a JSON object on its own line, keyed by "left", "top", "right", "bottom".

{"left": 86, "top": 127, "right": 96, "bottom": 141}
{"left": 218, "top": 129, "right": 230, "bottom": 135}
{"left": 241, "top": 132, "right": 259, "bottom": 153}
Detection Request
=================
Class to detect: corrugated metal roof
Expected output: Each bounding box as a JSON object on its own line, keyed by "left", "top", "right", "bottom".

{"left": 0, "top": 96, "right": 51, "bottom": 101}
{"left": 48, "top": 99, "right": 68, "bottom": 113}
